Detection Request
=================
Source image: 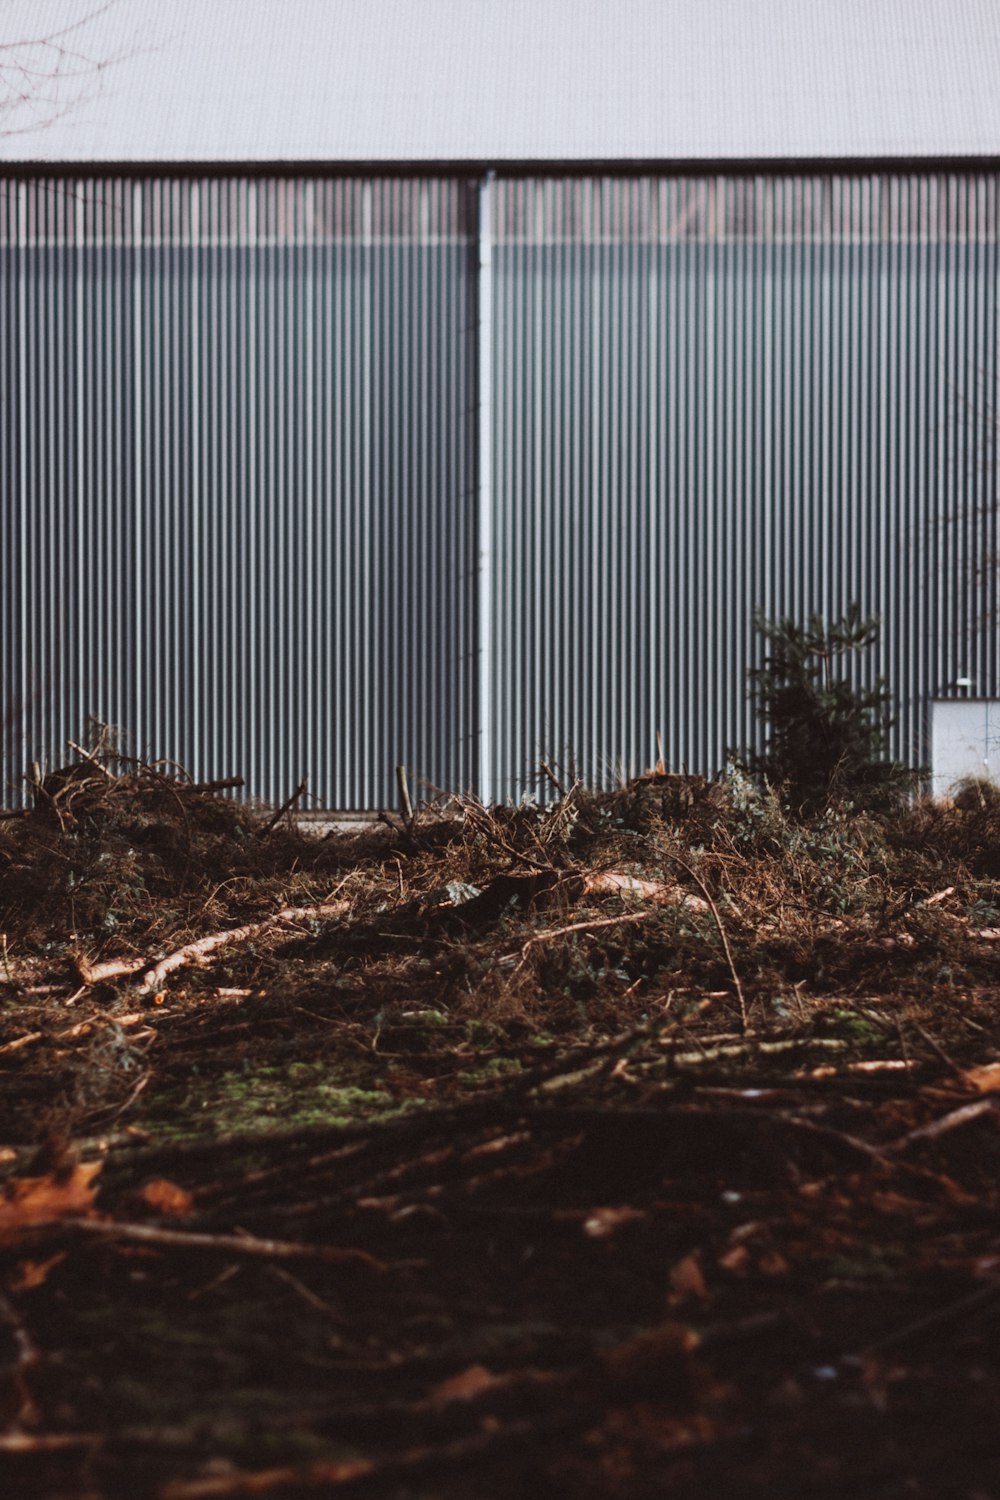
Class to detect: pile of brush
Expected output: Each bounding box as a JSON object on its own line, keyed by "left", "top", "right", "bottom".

{"left": 2, "top": 734, "right": 999, "bottom": 1039}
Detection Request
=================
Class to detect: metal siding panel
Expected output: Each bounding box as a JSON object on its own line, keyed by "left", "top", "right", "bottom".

{"left": 4, "top": 170, "right": 1000, "bottom": 810}
{"left": 490, "top": 173, "right": 1000, "bottom": 798}
{"left": 1, "top": 176, "right": 477, "bottom": 808}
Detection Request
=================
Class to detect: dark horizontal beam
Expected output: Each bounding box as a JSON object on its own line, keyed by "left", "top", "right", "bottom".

{"left": 0, "top": 154, "right": 999, "bottom": 180}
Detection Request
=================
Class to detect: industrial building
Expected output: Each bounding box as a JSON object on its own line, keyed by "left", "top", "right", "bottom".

{"left": 2, "top": 1, "right": 999, "bottom": 806}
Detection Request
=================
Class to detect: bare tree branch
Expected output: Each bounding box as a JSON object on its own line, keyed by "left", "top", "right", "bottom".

{"left": 0, "top": 2, "right": 136, "bottom": 140}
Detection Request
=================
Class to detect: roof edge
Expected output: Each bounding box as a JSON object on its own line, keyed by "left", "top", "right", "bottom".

{"left": 1, "top": 154, "right": 1000, "bottom": 178}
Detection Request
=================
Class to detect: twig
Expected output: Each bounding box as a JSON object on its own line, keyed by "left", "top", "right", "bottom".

{"left": 262, "top": 774, "right": 308, "bottom": 836}
{"left": 87, "top": 1072, "right": 151, "bottom": 1127}
{"left": 665, "top": 1036, "right": 851, "bottom": 1065}
{"left": 889, "top": 1097, "right": 998, "bottom": 1150}
{"left": 27, "top": 758, "right": 66, "bottom": 829}
{"left": 583, "top": 871, "right": 707, "bottom": 908}
{"left": 539, "top": 760, "right": 567, "bottom": 798}
{"left": 186, "top": 776, "right": 244, "bottom": 794}
{"left": 65, "top": 738, "right": 116, "bottom": 779}
{"left": 0, "top": 1030, "right": 44, "bottom": 1056}
{"left": 501, "top": 912, "right": 650, "bottom": 968}
{"left": 75, "top": 893, "right": 350, "bottom": 994}
{"left": 65, "top": 1218, "right": 385, "bottom": 1269}
{"left": 461, "top": 803, "right": 554, "bottom": 873}
{"left": 893, "top": 1016, "right": 913, "bottom": 1073}
{"left": 855, "top": 1280, "right": 1000, "bottom": 1359}
{"left": 911, "top": 1022, "right": 965, "bottom": 1079}
{"left": 396, "top": 764, "right": 414, "bottom": 826}
{"left": 664, "top": 852, "right": 749, "bottom": 1035}
{"left": 268, "top": 1264, "right": 344, "bottom": 1318}
{"left": 0, "top": 1432, "right": 99, "bottom": 1454}
{"left": 158, "top": 1417, "right": 573, "bottom": 1498}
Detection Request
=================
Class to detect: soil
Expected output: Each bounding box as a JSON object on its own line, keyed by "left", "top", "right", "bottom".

{"left": 2, "top": 761, "right": 1000, "bottom": 1498}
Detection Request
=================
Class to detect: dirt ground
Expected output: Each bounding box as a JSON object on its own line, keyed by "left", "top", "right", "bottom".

{"left": 2, "top": 758, "right": 1000, "bottom": 1498}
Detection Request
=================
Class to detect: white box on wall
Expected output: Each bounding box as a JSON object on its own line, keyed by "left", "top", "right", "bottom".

{"left": 931, "top": 701, "right": 1000, "bottom": 798}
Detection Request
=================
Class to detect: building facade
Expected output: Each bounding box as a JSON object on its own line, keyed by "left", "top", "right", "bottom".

{"left": 2, "top": 167, "right": 997, "bottom": 806}
{"left": 2, "top": 3, "right": 999, "bottom": 806}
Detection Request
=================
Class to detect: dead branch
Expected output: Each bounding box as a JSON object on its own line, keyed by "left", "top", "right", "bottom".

{"left": 911, "top": 1022, "right": 966, "bottom": 1079}
{"left": 501, "top": 911, "right": 650, "bottom": 968}
{"left": 75, "top": 895, "right": 350, "bottom": 994}
{"left": 539, "top": 760, "right": 568, "bottom": 797}
{"left": 857, "top": 1280, "right": 1000, "bottom": 1359}
{"left": 0, "top": 2, "right": 138, "bottom": 138}
{"left": 0, "top": 1030, "right": 44, "bottom": 1056}
{"left": 64, "top": 738, "right": 117, "bottom": 778}
{"left": 133, "top": 938, "right": 237, "bottom": 994}
{"left": 65, "top": 1217, "right": 385, "bottom": 1269}
{"left": 890, "top": 1097, "right": 998, "bottom": 1150}
{"left": 460, "top": 801, "right": 555, "bottom": 873}
{"left": 261, "top": 774, "right": 308, "bottom": 836}
{"left": 662, "top": 852, "right": 749, "bottom": 1034}
{"left": 0, "top": 1432, "right": 99, "bottom": 1454}
{"left": 396, "top": 764, "right": 414, "bottom": 826}
{"left": 158, "top": 1417, "right": 573, "bottom": 1498}
{"left": 662, "top": 1036, "right": 851, "bottom": 1065}
{"left": 137, "top": 898, "right": 349, "bottom": 994}
{"left": 73, "top": 953, "right": 146, "bottom": 986}
{"left": 805, "top": 1058, "right": 912, "bottom": 1077}
{"left": 583, "top": 871, "right": 709, "bottom": 908}
{"left": 921, "top": 886, "right": 956, "bottom": 907}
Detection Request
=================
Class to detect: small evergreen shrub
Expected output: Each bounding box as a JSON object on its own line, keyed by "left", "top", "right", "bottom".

{"left": 744, "top": 606, "right": 915, "bottom": 816}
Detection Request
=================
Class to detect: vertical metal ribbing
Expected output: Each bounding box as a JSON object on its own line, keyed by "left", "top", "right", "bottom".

{"left": 1, "top": 175, "right": 478, "bottom": 808}
{"left": 3, "top": 171, "right": 1000, "bottom": 809}
{"left": 16, "top": 182, "right": 28, "bottom": 786}
{"left": 477, "top": 171, "right": 495, "bottom": 804}
{"left": 489, "top": 173, "right": 1000, "bottom": 799}
{"left": 132, "top": 181, "right": 144, "bottom": 756}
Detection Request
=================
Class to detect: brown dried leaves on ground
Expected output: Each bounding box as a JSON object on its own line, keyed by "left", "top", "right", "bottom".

{"left": 2, "top": 760, "right": 1000, "bottom": 1495}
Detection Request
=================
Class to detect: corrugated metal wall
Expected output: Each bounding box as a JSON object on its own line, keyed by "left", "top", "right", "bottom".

{"left": 0, "top": 177, "right": 478, "bottom": 807}
{"left": 2, "top": 171, "right": 998, "bottom": 806}
{"left": 491, "top": 174, "right": 1000, "bottom": 799}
